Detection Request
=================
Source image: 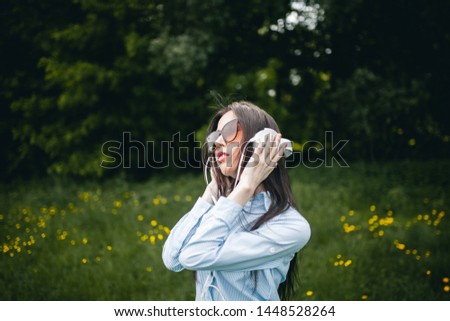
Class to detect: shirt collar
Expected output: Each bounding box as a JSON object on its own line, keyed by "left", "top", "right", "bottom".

{"left": 248, "top": 191, "right": 271, "bottom": 211}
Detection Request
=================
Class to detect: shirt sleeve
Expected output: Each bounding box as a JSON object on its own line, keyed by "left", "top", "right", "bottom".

{"left": 178, "top": 196, "right": 311, "bottom": 272}
{"left": 162, "top": 197, "right": 213, "bottom": 272}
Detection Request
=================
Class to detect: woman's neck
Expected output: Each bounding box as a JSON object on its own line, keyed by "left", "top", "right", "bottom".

{"left": 253, "top": 183, "right": 265, "bottom": 196}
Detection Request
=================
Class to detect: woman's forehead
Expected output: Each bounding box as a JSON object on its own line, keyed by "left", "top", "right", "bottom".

{"left": 217, "top": 111, "right": 237, "bottom": 130}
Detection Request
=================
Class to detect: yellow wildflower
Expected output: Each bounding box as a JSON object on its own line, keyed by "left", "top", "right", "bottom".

{"left": 396, "top": 243, "right": 405, "bottom": 250}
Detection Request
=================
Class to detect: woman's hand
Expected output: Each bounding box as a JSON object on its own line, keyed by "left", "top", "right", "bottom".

{"left": 239, "top": 132, "right": 286, "bottom": 191}
{"left": 202, "top": 167, "right": 219, "bottom": 204}
{"left": 228, "top": 133, "right": 286, "bottom": 206}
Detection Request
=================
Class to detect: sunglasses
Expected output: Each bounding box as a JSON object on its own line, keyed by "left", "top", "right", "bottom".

{"left": 206, "top": 118, "right": 239, "bottom": 152}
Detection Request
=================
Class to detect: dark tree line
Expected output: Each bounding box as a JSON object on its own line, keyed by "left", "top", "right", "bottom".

{"left": 0, "top": 0, "right": 448, "bottom": 180}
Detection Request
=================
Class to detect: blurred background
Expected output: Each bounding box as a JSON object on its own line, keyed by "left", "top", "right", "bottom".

{"left": 0, "top": 0, "right": 449, "bottom": 300}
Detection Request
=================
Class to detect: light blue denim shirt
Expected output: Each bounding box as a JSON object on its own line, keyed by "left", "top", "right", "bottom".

{"left": 162, "top": 191, "right": 311, "bottom": 300}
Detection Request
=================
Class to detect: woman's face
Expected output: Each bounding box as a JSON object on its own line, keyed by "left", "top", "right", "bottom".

{"left": 213, "top": 111, "right": 244, "bottom": 178}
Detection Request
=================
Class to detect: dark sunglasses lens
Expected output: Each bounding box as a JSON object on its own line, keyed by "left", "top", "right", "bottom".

{"left": 206, "top": 131, "right": 219, "bottom": 143}
{"left": 221, "top": 119, "right": 238, "bottom": 142}
{"left": 206, "top": 131, "right": 220, "bottom": 152}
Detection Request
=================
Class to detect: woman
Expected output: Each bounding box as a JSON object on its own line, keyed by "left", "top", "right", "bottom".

{"left": 162, "top": 101, "right": 311, "bottom": 300}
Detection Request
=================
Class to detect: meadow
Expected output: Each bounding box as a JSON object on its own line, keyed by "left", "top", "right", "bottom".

{"left": 1, "top": 159, "right": 449, "bottom": 300}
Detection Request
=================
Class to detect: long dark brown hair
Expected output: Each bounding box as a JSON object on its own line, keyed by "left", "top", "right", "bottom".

{"left": 202, "top": 101, "right": 300, "bottom": 300}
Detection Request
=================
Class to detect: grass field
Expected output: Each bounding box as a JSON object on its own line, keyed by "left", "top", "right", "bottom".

{"left": 1, "top": 160, "right": 449, "bottom": 300}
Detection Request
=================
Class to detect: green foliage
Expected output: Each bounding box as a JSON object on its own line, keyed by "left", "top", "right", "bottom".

{"left": 316, "top": 0, "right": 450, "bottom": 158}
{"left": 326, "top": 68, "right": 430, "bottom": 159}
{"left": 0, "top": 0, "right": 449, "bottom": 179}
{"left": 0, "top": 0, "right": 293, "bottom": 178}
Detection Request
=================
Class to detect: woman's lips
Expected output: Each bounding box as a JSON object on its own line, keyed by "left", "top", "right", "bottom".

{"left": 216, "top": 151, "right": 229, "bottom": 163}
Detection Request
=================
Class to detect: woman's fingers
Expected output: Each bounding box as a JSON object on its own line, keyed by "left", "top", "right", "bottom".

{"left": 240, "top": 133, "right": 285, "bottom": 187}
{"left": 269, "top": 133, "right": 282, "bottom": 159}
{"left": 252, "top": 132, "right": 285, "bottom": 168}
{"left": 252, "top": 133, "right": 266, "bottom": 156}
{"left": 272, "top": 141, "right": 287, "bottom": 164}
{"left": 268, "top": 133, "right": 285, "bottom": 167}
{"left": 260, "top": 133, "right": 270, "bottom": 166}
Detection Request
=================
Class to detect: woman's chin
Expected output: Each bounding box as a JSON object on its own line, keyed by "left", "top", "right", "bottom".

{"left": 218, "top": 163, "right": 237, "bottom": 178}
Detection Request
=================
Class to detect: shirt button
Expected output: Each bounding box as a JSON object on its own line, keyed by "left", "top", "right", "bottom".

{"left": 270, "top": 247, "right": 277, "bottom": 253}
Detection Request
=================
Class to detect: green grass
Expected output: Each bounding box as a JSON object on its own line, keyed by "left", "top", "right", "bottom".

{"left": 1, "top": 160, "right": 449, "bottom": 300}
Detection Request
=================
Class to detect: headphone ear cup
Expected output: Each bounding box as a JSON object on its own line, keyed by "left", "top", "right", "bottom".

{"left": 280, "top": 138, "right": 293, "bottom": 158}
{"left": 281, "top": 138, "right": 293, "bottom": 157}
